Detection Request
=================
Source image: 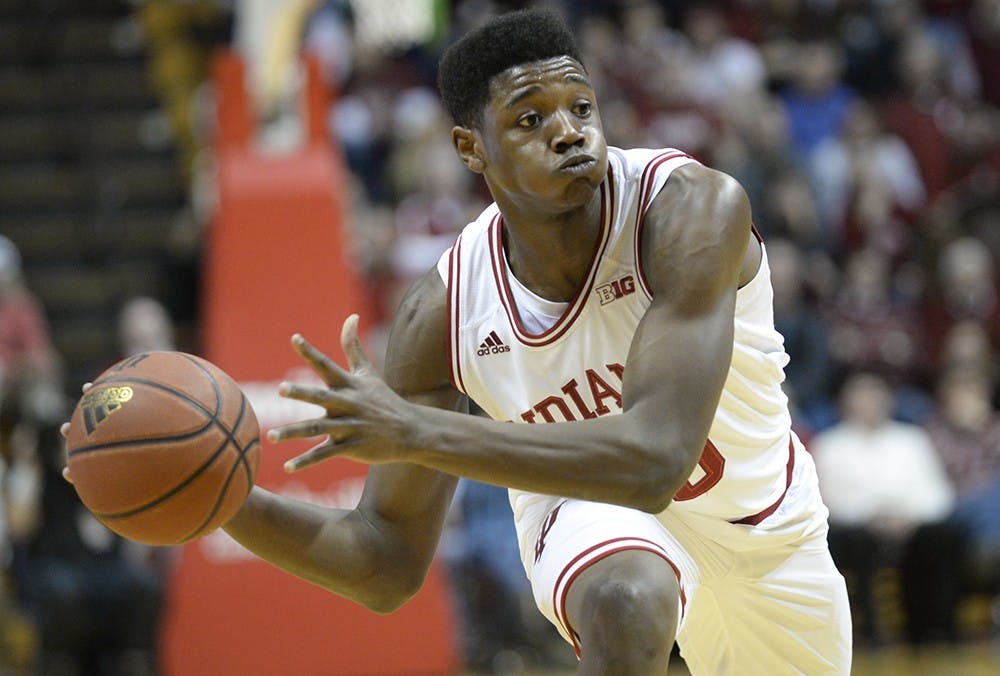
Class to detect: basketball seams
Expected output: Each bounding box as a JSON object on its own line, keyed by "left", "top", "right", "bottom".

{"left": 69, "top": 358, "right": 247, "bottom": 456}
{"left": 92, "top": 429, "right": 241, "bottom": 519}
{"left": 175, "top": 391, "right": 259, "bottom": 542}
{"left": 196, "top": 368, "right": 260, "bottom": 523}
{"left": 179, "top": 438, "right": 260, "bottom": 543}
{"left": 67, "top": 424, "right": 217, "bottom": 457}
{"left": 184, "top": 353, "right": 259, "bottom": 489}
{"left": 88, "top": 359, "right": 260, "bottom": 540}
{"left": 67, "top": 374, "right": 219, "bottom": 455}
{"left": 88, "top": 438, "right": 259, "bottom": 541}
{"left": 220, "top": 386, "right": 257, "bottom": 485}
{"left": 99, "top": 373, "right": 217, "bottom": 418}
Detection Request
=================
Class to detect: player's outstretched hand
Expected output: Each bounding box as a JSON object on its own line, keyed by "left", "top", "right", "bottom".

{"left": 270, "top": 314, "right": 417, "bottom": 472}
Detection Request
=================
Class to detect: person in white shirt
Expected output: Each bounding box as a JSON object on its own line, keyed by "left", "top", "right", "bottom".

{"left": 813, "top": 370, "right": 960, "bottom": 646}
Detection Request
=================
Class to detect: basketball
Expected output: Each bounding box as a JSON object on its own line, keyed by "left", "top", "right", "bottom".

{"left": 65, "top": 351, "right": 261, "bottom": 546}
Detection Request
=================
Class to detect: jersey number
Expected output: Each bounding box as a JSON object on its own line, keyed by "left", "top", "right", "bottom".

{"left": 673, "top": 439, "right": 725, "bottom": 501}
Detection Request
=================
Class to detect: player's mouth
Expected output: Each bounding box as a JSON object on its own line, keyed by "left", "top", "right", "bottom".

{"left": 558, "top": 153, "right": 597, "bottom": 174}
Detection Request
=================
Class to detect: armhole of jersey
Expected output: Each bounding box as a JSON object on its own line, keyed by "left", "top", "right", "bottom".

{"left": 737, "top": 223, "right": 765, "bottom": 291}
{"left": 633, "top": 151, "right": 696, "bottom": 300}
{"left": 445, "top": 235, "right": 467, "bottom": 395}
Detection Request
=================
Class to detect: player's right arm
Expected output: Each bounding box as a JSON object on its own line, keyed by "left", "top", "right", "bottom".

{"left": 222, "top": 269, "right": 463, "bottom": 613}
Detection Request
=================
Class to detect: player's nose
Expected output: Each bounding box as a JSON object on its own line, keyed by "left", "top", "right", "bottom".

{"left": 550, "top": 111, "right": 585, "bottom": 152}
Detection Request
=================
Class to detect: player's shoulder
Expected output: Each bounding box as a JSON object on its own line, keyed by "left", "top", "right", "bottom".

{"left": 608, "top": 146, "right": 741, "bottom": 201}
{"left": 608, "top": 146, "right": 697, "bottom": 183}
{"left": 639, "top": 159, "right": 753, "bottom": 297}
{"left": 648, "top": 161, "right": 750, "bottom": 240}
{"left": 382, "top": 267, "right": 454, "bottom": 398}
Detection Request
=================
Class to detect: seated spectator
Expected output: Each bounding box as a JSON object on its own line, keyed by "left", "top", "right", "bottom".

{"left": 0, "top": 235, "right": 61, "bottom": 455}
{"left": 937, "top": 320, "right": 999, "bottom": 412}
{"left": 0, "top": 237, "right": 63, "bottom": 673}
{"left": 922, "top": 236, "right": 1000, "bottom": 370}
{"left": 118, "top": 296, "right": 177, "bottom": 357}
{"left": 811, "top": 371, "right": 961, "bottom": 646}
{"left": 967, "top": 0, "right": 1000, "bottom": 108}
{"left": 759, "top": 168, "right": 827, "bottom": 252}
{"left": 881, "top": 32, "right": 962, "bottom": 201}
{"left": 778, "top": 38, "right": 856, "bottom": 164}
{"left": 924, "top": 366, "right": 1000, "bottom": 590}
{"left": 811, "top": 99, "right": 926, "bottom": 259}
{"left": 939, "top": 319, "right": 996, "bottom": 377}
{"left": 677, "top": 1, "right": 767, "bottom": 112}
{"left": 826, "top": 248, "right": 931, "bottom": 417}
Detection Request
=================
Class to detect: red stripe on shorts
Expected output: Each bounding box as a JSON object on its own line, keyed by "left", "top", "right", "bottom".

{"left": 552, "top": 537, "right": 685, "bottom": 660}
{"left": 732, "top": 437, "right": 795, "bottom": 526}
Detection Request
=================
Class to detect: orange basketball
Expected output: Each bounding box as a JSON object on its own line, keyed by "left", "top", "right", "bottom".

{"left": 65, "top": 351, "right": 261, "bottom": 546}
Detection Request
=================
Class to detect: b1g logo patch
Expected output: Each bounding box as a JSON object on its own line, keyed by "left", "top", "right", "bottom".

{"left": 81, "top": 386, "right": 134, "bottom": 435}
{"left": 595, "top": 275, "right": 636, "bottom": 305}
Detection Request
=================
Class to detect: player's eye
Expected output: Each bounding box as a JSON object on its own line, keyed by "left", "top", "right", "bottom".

{"left": 517, "top": 113, "right": 541, "bottom": 128}
{"left": 574, "top": 101, "right": 592, "bottom": 117}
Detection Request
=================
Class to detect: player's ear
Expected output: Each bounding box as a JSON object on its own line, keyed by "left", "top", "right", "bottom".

{"left": 452, "top": 126, "right": 485, "bottom": 174}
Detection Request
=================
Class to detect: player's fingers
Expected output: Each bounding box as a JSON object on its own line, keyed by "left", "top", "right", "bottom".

{"left": 290, "top": 334, "right": 352, "bottom": 386}
{"left": 284, "top": 438, "right": 359, "bottom": 473}
{"left": 62, "top": 467, "right": 74, "bottom": 484}
{"left": 277, "top": 382, "right": 353, "bottom": 412}
{"left": 266, "top": 420, "right": 325, "bottom": 443}
{"left": 82, "top": 382, "right": 92, "bottom": 393}
{"left": 60, "top": 422, "right": 71, "bottom": 438}
{"left": 266, "top": 417, "right": 359, "bottom": 444}
{"left": 340, "top": 314, "right": 371, "bottom": 374}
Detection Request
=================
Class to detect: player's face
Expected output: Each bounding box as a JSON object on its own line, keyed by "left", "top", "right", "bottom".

{"left": 471, "top": 57, "right": 608, "bottom": 214}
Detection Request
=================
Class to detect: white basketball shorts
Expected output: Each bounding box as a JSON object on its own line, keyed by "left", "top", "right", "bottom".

{"left": 514, "top": 437, "right": 853, "bottom": 675}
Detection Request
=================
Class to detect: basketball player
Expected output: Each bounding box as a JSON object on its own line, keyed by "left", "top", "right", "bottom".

{"left": 88, "top": 9, "right": 854, "bottom": 673}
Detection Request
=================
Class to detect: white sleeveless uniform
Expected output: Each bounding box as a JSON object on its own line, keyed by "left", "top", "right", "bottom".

{"left": 437, "top": 147, "right": 851, "bottom": 674}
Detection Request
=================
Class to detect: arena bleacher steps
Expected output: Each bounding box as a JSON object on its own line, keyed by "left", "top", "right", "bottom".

{"left": 0, "top": 0, "right": 189, "bottom": 388}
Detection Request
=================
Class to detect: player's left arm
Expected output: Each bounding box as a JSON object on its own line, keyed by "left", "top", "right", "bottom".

{"left": 618, "top": 162, "right": 756, "bottom": 500}
{"left": 272, "top": 164, "right": 754, "bottom": 513}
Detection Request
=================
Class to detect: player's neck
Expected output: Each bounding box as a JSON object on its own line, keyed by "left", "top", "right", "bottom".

{"left": 499, "top": 194, "right": 603, "bottom": 302}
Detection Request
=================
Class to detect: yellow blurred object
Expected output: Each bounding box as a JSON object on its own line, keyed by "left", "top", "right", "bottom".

{"left": 137, "top": 1, "right": 227, "bottom": 180}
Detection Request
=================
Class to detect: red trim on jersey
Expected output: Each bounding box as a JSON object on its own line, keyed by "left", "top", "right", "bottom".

{"left": 732, "top": 437, "right": 796, "bottom": 526}
{"left": 489, "top": 172, "right": 615, "bottom": 347}
{"left": 751, "top": 222, "right": 763, "bottom": 243}
{"left": 633, "top": 151, "right": 694, "bottom": 299}
{"left": 552, "top": 536, "right": 685, "bottom": 659}
{"left": 447, "top": 235, "right": 468, "bottom": 394}
{"left": 485, "top": 212, "right": 508, "bottom": 330}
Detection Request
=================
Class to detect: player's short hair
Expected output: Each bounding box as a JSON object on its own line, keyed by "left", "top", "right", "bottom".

{"left": 437, "top": 8, "right": 585, "bottom": 129}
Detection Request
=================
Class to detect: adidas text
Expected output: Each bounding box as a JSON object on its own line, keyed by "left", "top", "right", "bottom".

{"left": 478, "top": 344, "right": 510, "bottom": 356}
{"left": 477, "top": 331, "right": 510, "bottom": 356}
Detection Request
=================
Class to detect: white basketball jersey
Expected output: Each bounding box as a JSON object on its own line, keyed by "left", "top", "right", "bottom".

{"left": 436, "top": 147, "right": 795, "bottom": 524}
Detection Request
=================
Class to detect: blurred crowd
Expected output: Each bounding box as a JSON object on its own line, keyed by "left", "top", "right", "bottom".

{"left": 2, "top": 0, "right": 999, "bottom": 673}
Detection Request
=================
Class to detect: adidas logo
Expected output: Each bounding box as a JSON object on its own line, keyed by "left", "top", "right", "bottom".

{"left": 477, "top": 330, "right": 511, "bottom": 356}
{"left": 81, "top": 385, "right": 134, "bottom": 434}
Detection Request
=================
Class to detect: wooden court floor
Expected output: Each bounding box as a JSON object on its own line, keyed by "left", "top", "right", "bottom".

{"left": 468, "top": 640, "right": 1000, "bottom": 675}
